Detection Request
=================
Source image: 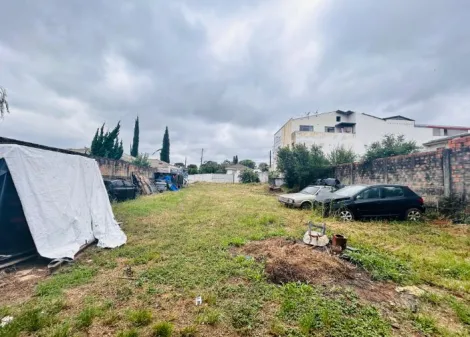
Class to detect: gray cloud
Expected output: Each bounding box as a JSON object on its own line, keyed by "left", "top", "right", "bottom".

{"left": 1, "top": 0, "right": 470, "bottom": 164}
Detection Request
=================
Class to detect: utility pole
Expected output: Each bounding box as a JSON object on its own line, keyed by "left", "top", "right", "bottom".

{"left": 269, "top": 150, "right": 272, "bottom": 168}
{"left": 184, "top": 157, "right": 187, "bottom": 167}
{"left": 200, "top": 148, "right": 204, "bottom": 166}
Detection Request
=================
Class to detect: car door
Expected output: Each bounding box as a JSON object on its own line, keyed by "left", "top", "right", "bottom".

{"left": 380, "top": 186, "right": 407, "bottom": 216}
{"left": 353, "top": 186, "right": 384, "bottom": 217}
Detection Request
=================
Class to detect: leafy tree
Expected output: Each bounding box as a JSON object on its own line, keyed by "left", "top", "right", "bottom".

{"left": 174, "top": 163, "right": 185, "bottom": 168}
{"left": 187, "top": 164, "right": 198, "bottom": 175}
{"left": 90, "top": 122, "right": 123, "bottom": 159}
{"left": 277, "top": 144, "right": 331, "bottom": 189}
{"left": 258, "top": 162, "right": 269, "bottom": 172}
{"left": 0, "top": 87, "right": 10, "bottom": 119}
{"left": 130, "top": 116, "right": 139, "bottom": 157}
{"left": 233, "top": 155, "right": 238, "bottom": 164}
{"left": 364, "top": 134, "right": 420, "bottom": 162}
{"left": 132, "top": 153, "right": 151, "bottom": 168}
{"left": 199, "top": 161, "right": 220, "bottom": 174}
{"left": 239, "top": 159, "right": 256, "bottom": 169}
{"left": 239, "top": 169, "right": 260, "bottom": 183}
{"left": 328, "top": 145, "right": 357, "bottom": 165}
{"left": 160, "top": 126, "right": 170, "bottom": 163}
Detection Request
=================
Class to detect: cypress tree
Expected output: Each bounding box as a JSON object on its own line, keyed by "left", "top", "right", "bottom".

{"left": 90, "top": 128, "right": 99, "bottom": 155}
{"left": 130, "top": 116, "right": 139, "bottom": 157}
{"left": 160, "top": 126, "right": 170, "bottom": 163}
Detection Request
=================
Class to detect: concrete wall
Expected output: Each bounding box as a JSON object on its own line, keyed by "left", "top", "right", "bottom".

{"left": 334, "top": 135, "right": 470, "bottom": 204}
{"left": 188, "top": 171, "right": 269, "bottom": 184}
{"left": 96, "top": 157, "right": 155, "bottom": 180}
{"left": 188, "top": 174, "right": 236, "bottom": 183}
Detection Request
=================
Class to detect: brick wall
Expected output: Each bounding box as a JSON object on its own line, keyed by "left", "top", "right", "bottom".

{"left": 95, "top": 157, "right": 155, "bottom": 180}
{"left": 334, "top": 136, "right": 470, "bottom": 204}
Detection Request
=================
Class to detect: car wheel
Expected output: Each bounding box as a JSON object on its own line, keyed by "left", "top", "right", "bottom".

{"left": 338, "top": 209, "right": 354, "bottom": 222}
{"left": 301, "top": 202, "right": 312, "bottom": 210}
{"left": 406, "top": 208, "right": 422, "bottom": 221}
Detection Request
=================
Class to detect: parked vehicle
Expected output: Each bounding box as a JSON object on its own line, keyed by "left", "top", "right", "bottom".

{"left": 315, "top": 184, "right": 425, "bottom": 221}
{"left": 104, "top": 179, "right": 137, "bottom": 201}
{"left": 278, "top": 185, "right": 338, "bottom": 209}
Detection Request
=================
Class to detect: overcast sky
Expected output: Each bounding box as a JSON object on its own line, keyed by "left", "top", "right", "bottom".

{"left": 1, "top": 0, "right": 470, "bottom": 165}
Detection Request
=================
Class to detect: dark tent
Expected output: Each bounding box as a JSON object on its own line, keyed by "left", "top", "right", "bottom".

{"left": 0, "top": 159, "right": 35, "bottom": 255}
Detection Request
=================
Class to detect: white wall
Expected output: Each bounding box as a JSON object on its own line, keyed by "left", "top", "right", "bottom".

{"left": 188, "top": 174, "right": 235, "bottom": 183}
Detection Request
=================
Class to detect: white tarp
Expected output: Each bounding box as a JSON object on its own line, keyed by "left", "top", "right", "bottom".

{"left": 0, "top": 144, "right": 126, "bottom": 259}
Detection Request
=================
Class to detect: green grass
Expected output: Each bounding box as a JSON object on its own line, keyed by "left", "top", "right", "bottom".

{"left": 2, "top": 184, "right": 469, "bottom": 336}
{"left": 128, "top": 309, "right": 152, "bottom": 327}
{"left": 151, "top": 321, "right": 173, "bottom": 337}
{"left": 35, "top": 265, "right": 97, "bottom": 297}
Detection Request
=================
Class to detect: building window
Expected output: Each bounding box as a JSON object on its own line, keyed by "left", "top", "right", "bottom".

{"left": 299, "top": 125, "right": 313, "bottom": 132}
{"left": 325, "top": 127, "right": 335, "bottom": 133}
{"left": 336, "top": 116, "right": 341, "bottom": 122}
{"left": 444, "top": 129, "right": 448, "bottom": 136}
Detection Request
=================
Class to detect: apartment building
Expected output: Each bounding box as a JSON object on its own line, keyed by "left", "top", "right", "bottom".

{"left": 273, "top": 110, "right": 470, "bottom": 167}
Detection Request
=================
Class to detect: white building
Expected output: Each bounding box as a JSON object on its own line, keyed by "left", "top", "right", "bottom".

{"left": 273, "top": 110, "right": 470, "bottom": 167}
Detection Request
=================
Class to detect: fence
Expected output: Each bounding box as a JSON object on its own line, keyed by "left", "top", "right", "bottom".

{"left": 333, "top": 135, "right": 470, "bottom": 204}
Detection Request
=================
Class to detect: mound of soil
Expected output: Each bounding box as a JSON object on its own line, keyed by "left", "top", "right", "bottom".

{"left": 239, "top": 238, "right": 418, "bottom": 309}
{"left": 240, "top": 238, "right": 357, "bottom": 285}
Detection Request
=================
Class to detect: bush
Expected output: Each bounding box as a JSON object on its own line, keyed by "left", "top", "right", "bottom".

{"left": 438, "top": 193, "right": 468, "bottom": 221}
{"left": 363, "top": 134, "right": 420, "bottom": 162}
{"left": 132, "top": 153, "right": 151, "bottom": 168}
{"left": 239, "top": 169, "right": 260, "bottom": 183}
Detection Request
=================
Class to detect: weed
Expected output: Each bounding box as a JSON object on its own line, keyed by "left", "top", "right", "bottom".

{"left": 39, "top": 322, "right": 70, "bottom": 337}
{"left": 35, "top": 265, "right": 97, "bottom": 297}
{"left": 196, "top": 308, "right": 222, "bottom": 325}
{"left": 278, "top": 283, "right": 391, "bottom": 337}
{"left": 449, "top": 298, "right": 470, "bottom": 325}
{"left": 347, "top": 247, "right": 414, "bottom": 283}
{"left": 269, "top": 320, "right": 287, "bottom": 336}
{"left": 18, "top": 308, "right": 51, "bottom": 332}
{"left": 152, "top": 321, "right": 173, "bottom": 337}
{"left": 230, "top": 303, "right": 260, "bottom": 332}
{"left": 117, "top": 328, "right": 139, "bottom": 337}
{"left": 412, "top": 314, "right": 439, "bottom": 336}
{"left": 103, "top": 311, "right": 120, "bottom": 327}
{"left": 75, "top": 307, "right": 100, "bottom": 330}
{"left": 128, "top": 309, "right": 152, "bottom": 327}
{"left": 179, "top": 325, "right": 198, "bottom": 337}
{"left": 117, "top": 286, "right": 133, "bottom": 301}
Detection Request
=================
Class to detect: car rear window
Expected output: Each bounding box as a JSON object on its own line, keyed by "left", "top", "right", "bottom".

{"left": 123, "top": 181, "right": 134, "bottom": 187}
{"left": 382, "top": 186, "right": 404, "bottom": 198}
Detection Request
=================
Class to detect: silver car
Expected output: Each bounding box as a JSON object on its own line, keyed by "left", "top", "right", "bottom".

{"left": 278, "top": 185, "right": 335, "bottom": 209}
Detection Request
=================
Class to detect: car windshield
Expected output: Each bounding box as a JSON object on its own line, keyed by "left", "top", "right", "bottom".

{"left": 300, "top": 186, "right": 320, "bottom": 195}
{"left": 334, "top": 185, "right": 367, "bottom": 197}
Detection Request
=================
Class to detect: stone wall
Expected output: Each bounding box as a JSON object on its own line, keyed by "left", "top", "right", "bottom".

{"left": 334, "top": 136, "right": 470, "bottom": 204}
{"left": 95, "top": 157, "right": 155, "bottom": 180}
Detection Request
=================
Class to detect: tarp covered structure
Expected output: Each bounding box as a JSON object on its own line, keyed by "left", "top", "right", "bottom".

{"left": 0, "top": 144, "right": 126, "bottom": 259}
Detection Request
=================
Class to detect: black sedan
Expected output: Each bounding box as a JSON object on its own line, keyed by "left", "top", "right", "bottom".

{"left": 103, "top": 179, "right": 137, "bottom": 202}
{"left": 315, "top": 184, "right": 425, "bottom": 221}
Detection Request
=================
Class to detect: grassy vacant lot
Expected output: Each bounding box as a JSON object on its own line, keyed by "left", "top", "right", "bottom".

{"left": 1, "top": 183, "right": 469, "bottom": 337}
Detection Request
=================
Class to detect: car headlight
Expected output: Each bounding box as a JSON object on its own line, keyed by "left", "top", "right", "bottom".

{"left": 289, "top": 199, "right": 294, "bottom": 203}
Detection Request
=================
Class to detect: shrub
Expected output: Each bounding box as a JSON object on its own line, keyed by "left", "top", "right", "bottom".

{"left": 239, "top": 169, "right": 260, "bottom": 183}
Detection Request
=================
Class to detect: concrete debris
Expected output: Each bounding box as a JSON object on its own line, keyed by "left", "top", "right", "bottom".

{"left": 0, "top": 316, "right": 13, "bottom": 327}
{"left": 195, "top": 296, "right": 202, "bottom": 306}
{"left": 395, "top": 286, "right": 426, "bottom": 297}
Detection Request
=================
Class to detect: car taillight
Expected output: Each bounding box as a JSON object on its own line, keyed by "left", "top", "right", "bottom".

{"left": 418, "top": 197, "right": 424, "bottom": 205}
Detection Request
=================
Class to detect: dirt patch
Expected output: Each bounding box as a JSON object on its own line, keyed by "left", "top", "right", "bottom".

{"left": 0, "top": 262, "right": 49, "bottom": 306}
{"left": 238, "top": 238, "right": 412, "bottom": 306}
{"left": 240, "top": 238, "right": 358, "bottom": 285}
